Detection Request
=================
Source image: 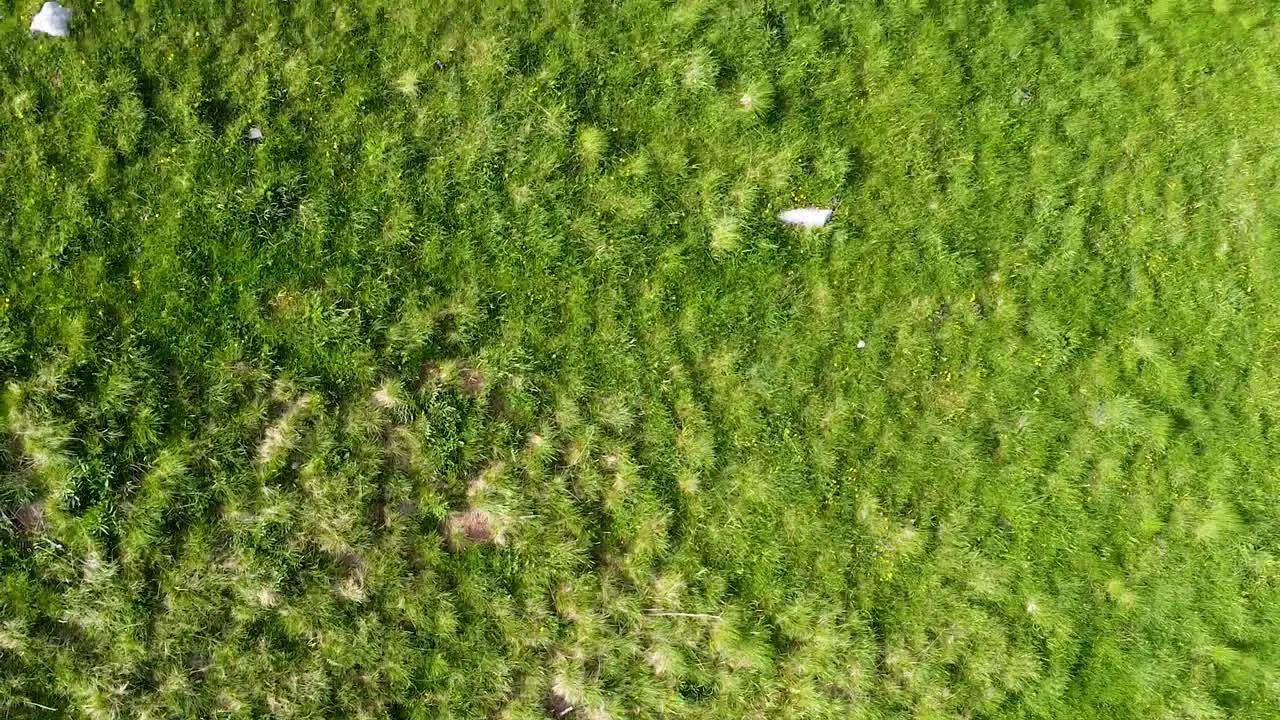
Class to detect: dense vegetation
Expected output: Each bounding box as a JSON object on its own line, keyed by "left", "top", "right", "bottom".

{"left": 2, "top": 0, "right": 1279, "bottom": 717}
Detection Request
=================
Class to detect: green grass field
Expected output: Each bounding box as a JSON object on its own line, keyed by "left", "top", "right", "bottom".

{"left": 3, "top": 0, "right": 1280, "bottom": 717}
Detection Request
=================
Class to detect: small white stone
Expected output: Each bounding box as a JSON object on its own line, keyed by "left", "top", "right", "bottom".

{"left": 31, "top": 1, "right": 72, "bottom": 38}
{"left": 247, "top": 126, "right": 264, "bottom": 141}
{"left": 857, "top": 340, "right": 866, "bottom": 349}
{"left": 777, "top": 207, "right": 833, "bottom": 228}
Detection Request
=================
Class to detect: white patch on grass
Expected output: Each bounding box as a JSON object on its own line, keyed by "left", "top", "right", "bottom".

{"left": 247, "top": 126, "right": 264, "bottom": 142}
{"left": 778, "top": 207, "right": 833, "bottom": 228}
{"left": 31, "top": 2, "right": 72, "bottom": 38}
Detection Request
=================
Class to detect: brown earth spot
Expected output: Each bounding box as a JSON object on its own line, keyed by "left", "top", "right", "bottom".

{"left": 545, "top": 690, "right": 575, "bottom": 718}
{"left": 545, "top": 686, "right": 576, "bottom": 712}
{"left": 420, "top": 362, "right": 443, "bottom": 385}
{"left": 403, "top": 543, "right": 427, "bottom": 572}
{"left": 12, "top": 503, "right": 46, "bottom": 534}
{"left": 487, "top": 388, "right": 511, "bottom": 418}
{"left": 334, "top": 551, "right": 370, "bottom": 601}
{"left": 443, "top": 509, "right": 501, "bottom": 550}
{"left": 466, "top": 476, "right": 489, "bottom": 504}
{"left": 189, "top": 653, "right": 211, "bottom": 674}
{"left": 369, "top": 499, "right": 389, "bottom": 529}
{"left": 458, "top": 368, "right": 485, "bottom": 397}
{"left": 340, "top": 552, "right": 369, "bottom": 584}
{"left": 601, "top": 452, "right": 621, "bottom": 473}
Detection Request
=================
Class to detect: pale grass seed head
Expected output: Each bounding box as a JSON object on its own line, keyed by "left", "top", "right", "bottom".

{"left": 526, "top": 429, "right": 550, "bottom": 454}
{"left": 394, "top": 68, "right": 419, "bottom": 96}
{"left": 681, "top": 50, "right": 717, "bottom": 91}
{"left": 467, "top": 461, "right": 506, "bottom": 504}
{"left": 650, "top": 573, "right": 685, "bottom": 609}
{"left": 1105, "top": 578, "right": 1137, "bottom": 608}
{"left": 675, "top": 467, "right": 699, "bottom": 495}
{"left": 0, "top": 618, "right": 26, "bottom": 652}
{"left": 385, "top": 424, "right": 425, "bottom": 473}
{"left": 710, "top": 615, "right": 768, "bottom": 671}
{"left": 371, "top": 379, "right": 403, "bottom": 411}
{"left": 709, "top": 216, "right": 741, "bottom": 255}
{"left": 736, "top": 80, "right": 773, "bottom": 115}
{"left": 1194, "top": 502, "right": 1241, "bottom": 544}
{"left": 563, "top": 426, "right": 595, "bottom": 468}
{"left": 554, "top": 395, "right": 583, "bottom": 431}
{"left": 553, "top": 583, "right": 585, "bottom": 624}
{"left": 645, "top": 644, "right": 679, "bottom": 677}
{"left": 253, "top": 586, "right": 280, "bottom": 609}
{"left": 675, "top": 423, "right": 714, "bottom": 470}
{"left": 576, "top": 125, "right": 606, "bottom": 170}
{"left": 547, "top": 676, "right": 583, "bottom": 719}
{"left": 594, "top": 394, "right": 634, "bottom": 432}
{"left": 596, "top": 443, "right": 620, "bottom": 471}
{"left": 622, "top": 151, "right": 651, "bottom": 179}
{"left": 81, "top": 551, "right": 109, "bottom": 583}
{"left": 256, "top": 392, "right": 314, "bottom": 466}
{"left": 964, "top": 557, "right": 1007, "bottom": 601}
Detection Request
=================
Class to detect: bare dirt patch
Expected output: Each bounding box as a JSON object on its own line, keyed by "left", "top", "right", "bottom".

{"left": 420, "top": 361, "right": 443, "bottom": 386}
{"left": 443, "top": 509, "right": 503, "bottom": 550}
{"left": 487, "top": 388, "right": 512, "bottom": 418}
{"left": 545, "top": 690, "right": 575, "bottom": 718}
{"left": 334, "top": 551, "right": 369, "bottom": 601}
{"left": 458, "top": 367, "right": 485, "bottom": 397}
{"left": 11, "top": 503, "right": 46, "bottom": 535}
{"left": 189, "top": 653, "right": 211, "bottom": 674}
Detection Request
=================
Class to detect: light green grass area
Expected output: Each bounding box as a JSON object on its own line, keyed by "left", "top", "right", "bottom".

{"left": 3, "top": 0, "right": 1280, "bottom": 717}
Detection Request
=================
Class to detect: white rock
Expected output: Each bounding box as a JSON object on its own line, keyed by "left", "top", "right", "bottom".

{"left": 30, "top": 2, "right": 72, "bottom": 37}
{"left": 777, "top": 207, "right": 833, "bottom": 228}
{"left": 247, "top": 126, "right": 264, "bottom": 141}
{"left": 857, "top": 340, "right": 866, "bottom": 349}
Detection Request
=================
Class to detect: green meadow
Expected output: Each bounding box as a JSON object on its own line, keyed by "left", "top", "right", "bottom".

{"left": 2, "top": 0, "right": 1279, "bottom": 717}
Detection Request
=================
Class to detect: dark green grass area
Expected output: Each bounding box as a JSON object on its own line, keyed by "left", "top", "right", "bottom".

{"left": 3, "top": 0, "right": 1280, "bottom": 717}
